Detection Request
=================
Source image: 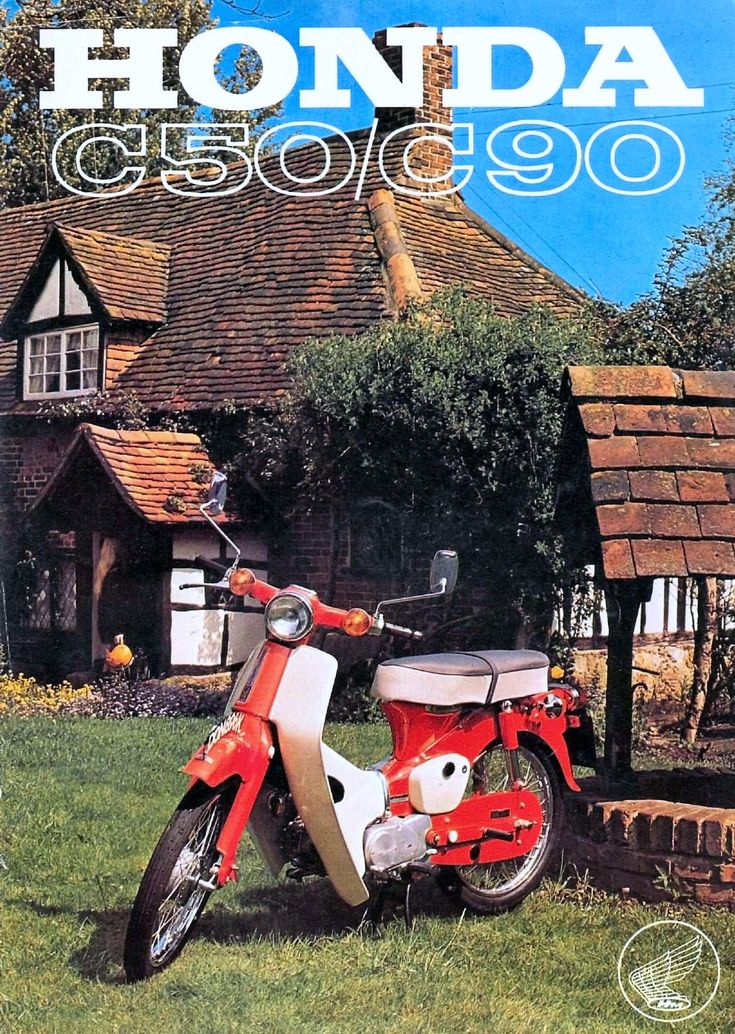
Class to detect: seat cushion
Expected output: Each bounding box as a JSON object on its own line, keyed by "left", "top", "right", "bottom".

{"left": 371, "top": 650, "right": 549, "bottom": 707}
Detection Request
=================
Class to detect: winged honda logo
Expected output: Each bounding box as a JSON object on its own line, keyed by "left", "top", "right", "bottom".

{"left": 628, "top": 934, "right": 703, "bottom": 1012}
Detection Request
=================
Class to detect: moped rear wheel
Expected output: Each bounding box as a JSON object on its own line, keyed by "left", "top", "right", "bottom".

{"left": 437, "top": 741, "right": 561, "bottom": 914}
{"left": 123, "top": 779, "right": 236, "bottom": 982}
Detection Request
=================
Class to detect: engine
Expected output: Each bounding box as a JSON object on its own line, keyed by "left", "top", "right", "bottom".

{"left": 363, "top": 814, "right": 432, "bottom": 873}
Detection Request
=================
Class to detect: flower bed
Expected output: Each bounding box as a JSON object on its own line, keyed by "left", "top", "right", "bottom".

{"left": 0, "top": 672, "right": 94, "bottom": 716}
{"left": 0, "top": 671, "right": 231, "bottom": 718}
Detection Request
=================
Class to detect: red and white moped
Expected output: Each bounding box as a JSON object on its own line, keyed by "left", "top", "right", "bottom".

{"left": 124, "top": 475, "right": 594, "bottom": 982}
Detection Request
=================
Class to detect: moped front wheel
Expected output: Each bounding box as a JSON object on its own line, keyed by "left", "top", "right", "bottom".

{"left": 437, "top": 741, "right": 561, "bottom": 915}
{"left": 123, "top": 779, "right": 236, "bottom": 982}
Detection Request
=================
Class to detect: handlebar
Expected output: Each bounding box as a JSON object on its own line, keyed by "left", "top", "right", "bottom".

{"left": 177, "top": 556, "right": 233, "bottom": 592}
{"left": 383, "top": 621, "right": 423, "bottom": 642}
{"left": 179, "top": 582, "right": 228, "bottom": 590}
{"left": 180, "top": 562, "right": 425, "bottom": 641}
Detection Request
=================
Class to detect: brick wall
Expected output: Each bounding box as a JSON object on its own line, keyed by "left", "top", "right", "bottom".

{"left": 0, "top": 422, "right": 75, "bottom": 557}
{"left": 560, "top": 773, "right": 735, "bottom": 905}
{"left": 268, "top": 505, "right": 502, "bottom": 661}
{"left": 269, "top": 505, "right": 407, "bottom": 612}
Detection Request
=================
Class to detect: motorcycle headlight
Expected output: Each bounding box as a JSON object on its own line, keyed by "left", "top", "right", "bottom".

{"left": 265, "top": 593, "right": 314, "bottom": 642}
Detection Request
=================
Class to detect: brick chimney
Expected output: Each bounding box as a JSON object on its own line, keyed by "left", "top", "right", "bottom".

{"left": 371, "top": 25, "right": 454, "bottom": 192}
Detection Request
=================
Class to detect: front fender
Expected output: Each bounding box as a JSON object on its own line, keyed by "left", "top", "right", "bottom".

{"left": 183, "top": 712, "right": 273, "bottom": 786}
{"left": 521, "top": 725, "right": 580, "bottom": 792}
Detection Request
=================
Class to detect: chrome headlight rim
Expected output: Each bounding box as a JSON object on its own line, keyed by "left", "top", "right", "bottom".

{"left": 264, "top": 592, "right": 314, "bottom": 642}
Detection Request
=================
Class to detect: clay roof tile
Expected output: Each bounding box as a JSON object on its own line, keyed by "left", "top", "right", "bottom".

{"left": 0, "top": 128, "right": 579, "bottom": 414}
{"left": 30, "top": 422, "right": 233, "bottom": 524}
{"left": 560, "top": 364, "right": 735, "bottom": 579}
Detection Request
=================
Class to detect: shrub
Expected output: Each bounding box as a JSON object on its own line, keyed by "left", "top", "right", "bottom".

{"left": 583, "top": 671, "right": 649, "bottom": 752}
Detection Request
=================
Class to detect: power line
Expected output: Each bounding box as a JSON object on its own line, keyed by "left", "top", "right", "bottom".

{"left": 453, "top": 80, "right": 735, "bottom": 117}
{"left": 465, "top": 181, "right": 599, "bottom": 295}
{"left": 466, "top": 107, "right": 735, "bottom": 139}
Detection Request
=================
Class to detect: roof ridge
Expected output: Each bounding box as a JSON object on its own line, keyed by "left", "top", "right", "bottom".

{"left": 55, "top": 222, "right": 171, "bottom": 255}
{"left": 565, "top": 365, "right": 679, "bottom": 402}
{"left": 79, "top": 421, "right": 202, "bottom": 445}
{"left": 455, "top": 198, "right": 586, "bottom": 304}
{"left": 368, "top": 188, "right": 422, "bottom": 312}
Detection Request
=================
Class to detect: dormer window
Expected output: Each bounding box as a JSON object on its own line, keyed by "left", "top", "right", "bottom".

{"left": 3, "top": 222, "right": 170, "bottom": 403}
{"left": 26, "top": 325, "right": 99, "bottom": 398}
{"left": 17, "top": 252, "right": 100, "bottom": 399}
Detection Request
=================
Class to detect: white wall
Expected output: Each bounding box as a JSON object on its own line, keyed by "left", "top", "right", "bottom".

{"left": 28, "top": 260, "right": 60, "bottom": 321}
{"left": 170, "top": 609, "right": 226, "bottom": 667}
{"left": 169, "top": 526, "right": 267, "bottom": 668}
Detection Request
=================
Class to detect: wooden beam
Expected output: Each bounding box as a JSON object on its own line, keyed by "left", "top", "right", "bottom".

{"left": 603, "top": 578, "right": 651, "bottom": 781}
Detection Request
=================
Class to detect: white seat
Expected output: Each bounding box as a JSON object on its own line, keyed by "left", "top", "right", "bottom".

{"left": 371, "top": 650, "right": 549, "bottom": 707}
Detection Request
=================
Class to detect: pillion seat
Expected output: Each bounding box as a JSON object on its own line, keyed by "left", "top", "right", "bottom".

{"left": 371, "top": 650, "right": 549, "bottom": 707}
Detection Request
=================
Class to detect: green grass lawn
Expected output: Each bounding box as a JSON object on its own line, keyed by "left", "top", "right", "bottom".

{"left": 1, "top": 717, "right": 733, "bottom": 1033}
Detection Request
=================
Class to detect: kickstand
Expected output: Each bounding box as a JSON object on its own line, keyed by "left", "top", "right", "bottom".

{"left": 367, "top": 877, "right": 415, "bottom": 931}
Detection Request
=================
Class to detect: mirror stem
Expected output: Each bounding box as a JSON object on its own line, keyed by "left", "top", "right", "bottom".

{"left": 374, "top": 583, "right": 447, "bottom": 618}
{"left": 199, "top": 502, "right": 241, "bottom": 577}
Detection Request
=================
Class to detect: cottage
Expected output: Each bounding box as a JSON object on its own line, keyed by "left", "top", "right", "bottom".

{"left": 0, "top": 33, "right": 580, "bottom": 678}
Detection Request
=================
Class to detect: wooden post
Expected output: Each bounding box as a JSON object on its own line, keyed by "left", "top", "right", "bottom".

{"left": 91, "top": 533, "right": 119, "bottom": 662}
{"left": 603, "top": 579, "right": 649, "bottom": 781}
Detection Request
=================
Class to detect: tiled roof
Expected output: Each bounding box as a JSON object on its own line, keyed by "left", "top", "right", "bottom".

{"left": 30, "top": 422, "right": 234, "bottom": 524}
{"left": 561, "top": 366, "right": 735, "bottom": 580}
{"left": 1, "top": 224, "right": 170, "bottom": 341}
{"left": 0, "top": 129, "right": 581, "bottom": 414}
{"left": 56, "top": 224, "right": 170, "bottom": 324}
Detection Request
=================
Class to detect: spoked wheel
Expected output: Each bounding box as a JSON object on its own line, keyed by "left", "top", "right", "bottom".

{"left": 123, "top": 780, "right": 236, "bottom": 982}
{"left": 437, "top": 741, "right": 561, "bottom": 914}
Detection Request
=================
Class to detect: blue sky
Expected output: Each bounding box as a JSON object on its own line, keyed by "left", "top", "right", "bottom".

{"left": 212, "top": 0, "right": 735, "bottom": 305}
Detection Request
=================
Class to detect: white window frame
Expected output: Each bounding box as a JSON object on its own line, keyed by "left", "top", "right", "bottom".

{"left": 24, "top": 323, "right": 100, "bottom": 399}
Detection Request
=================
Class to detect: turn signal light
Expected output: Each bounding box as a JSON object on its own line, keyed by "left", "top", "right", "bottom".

{"left": 550, "top": 665, "right": 565, "bottom": 681}
{"left": 229, "top": 568, "right": 256, "bottom": 596}
{"left": 342, "top": 608, "right": 372, "bottom": 637}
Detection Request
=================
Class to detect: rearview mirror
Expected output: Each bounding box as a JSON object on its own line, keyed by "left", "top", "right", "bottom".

{"left": 206, "top": 471, "right": 228, "bottom": 516}
{"left": 430, "top": 550, "right": 459, "bottom": 595}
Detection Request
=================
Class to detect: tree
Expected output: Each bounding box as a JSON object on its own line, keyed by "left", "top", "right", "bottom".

{"left": 240, "top": 289, "right": 604, "bottom": 650}
{"left": 0, "top": 0, "right": 280, "bottom": 207}
{"left": 603, "top": 157, "right": 735, "bottom": 372}
{"left": 681, "top": 576, "right": 718, "bottom": 744}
